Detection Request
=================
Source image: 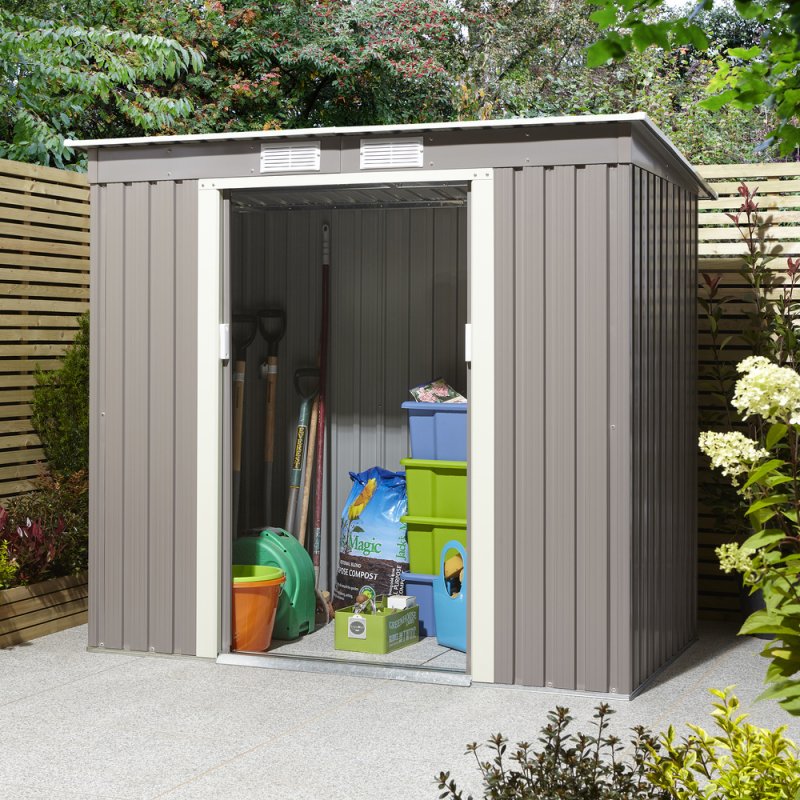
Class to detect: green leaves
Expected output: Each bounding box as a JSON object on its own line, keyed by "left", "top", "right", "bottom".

{"left": 0, "top": 9, "right": 203, "bottom": 168}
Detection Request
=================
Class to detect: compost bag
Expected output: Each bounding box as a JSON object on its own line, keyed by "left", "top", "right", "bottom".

{"left": 333, "top": 467, "right": 409, "bottom": 609}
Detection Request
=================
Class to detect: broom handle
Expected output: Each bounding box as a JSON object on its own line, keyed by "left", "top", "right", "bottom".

{"left": 298, "top": 397, "right": 318, "bottom": 548}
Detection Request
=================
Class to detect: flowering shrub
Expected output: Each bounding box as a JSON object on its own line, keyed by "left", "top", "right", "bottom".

{"left": 699, "top": 356, "right": 800, "bottom": 716}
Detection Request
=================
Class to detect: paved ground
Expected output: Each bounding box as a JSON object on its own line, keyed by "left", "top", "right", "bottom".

{"left": 1, "top": 622, "right": 798, "bottom": 800}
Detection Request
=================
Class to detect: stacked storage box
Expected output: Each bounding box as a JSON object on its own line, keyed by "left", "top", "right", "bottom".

{"left": 401, "top": 401, "right": 467, "bottom": 645}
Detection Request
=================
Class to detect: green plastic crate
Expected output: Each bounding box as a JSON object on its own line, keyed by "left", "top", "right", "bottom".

{"left": 334, "top": 596, "right": 419, "bottom": 654}
{"left": 402, "top": 514, "right": 467, "bottom": 575}
{"left": 400, "top": 458, "right": 467, "bottom": 520}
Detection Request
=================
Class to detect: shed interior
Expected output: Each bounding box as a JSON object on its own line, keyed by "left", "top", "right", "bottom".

{"left": 227, "top": 182, "right": 470, "bottom": 673}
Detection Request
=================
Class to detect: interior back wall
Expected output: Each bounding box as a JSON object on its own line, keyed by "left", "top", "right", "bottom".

{"left": 230, "top": 205, "right": 468, "bottom": 591}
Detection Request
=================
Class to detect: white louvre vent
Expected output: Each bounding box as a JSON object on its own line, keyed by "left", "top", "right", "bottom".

{"left": 260, "top": 141, "right": 321, "bottom": 173}
{"left": 360, "top": 137, "right": 424, "bottom": 170}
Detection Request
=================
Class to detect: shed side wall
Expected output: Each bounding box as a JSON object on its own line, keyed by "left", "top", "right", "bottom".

{"left": 631, "top": 167, "right": 698, "bottom": 689}
{"left": 89, "top": 180, "right": 198, "bottom": 654}
{"left": 495, "top": 165, "right": 634, "bottom": 693}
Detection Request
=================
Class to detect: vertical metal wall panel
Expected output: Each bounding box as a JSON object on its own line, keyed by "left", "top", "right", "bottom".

{"left": 122, "top": 182, "right": 151, "bottom": 652}
{"left": 172, "top": 180, "right": 199, "bottom": 656}
{"left": 512, "top": 167, "right": 546, "bottom": 688}
{"left": 102, "top": 182, "right": 125, "bottom": 651}
{"left": 88, "top": 185, "right": 102, "bottom": 649}
{"left": 575, "top": 165, "right": 609, "bottom": 692}
{"left": 630, "top": 167, "right": 697, "bottom": 689}
{"left": 608, "top": 164, "right": 633, "bottom": 695}
{"left": 230, "top": 206, "right": 467, "bottom": 595}
{"left": 90, "top": 179, "right": 198, "bottom": 655}
{"left": 544, "top": 166, "right": 577, "bottom": 690}
{"left": 493, "top": 169, "right": 516, "bottom": 686}
{"left": 148, "top": 182, "right": 177, "bottom": 654}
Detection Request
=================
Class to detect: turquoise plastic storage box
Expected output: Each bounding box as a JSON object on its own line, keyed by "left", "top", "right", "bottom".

{"left": 433, "top": 540, "right": 467, "bottom": 653}
{"left": 232, "top": 528, "right": 316, "bottom": 641}
{"left": 401, "top": 401, "right": 467, "bottom": 461}
{"left": 401, "top": 571, "right": 436, "bottom": 637}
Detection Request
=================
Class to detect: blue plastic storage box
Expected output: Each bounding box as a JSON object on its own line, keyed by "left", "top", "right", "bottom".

{"left": 402, "top": 401, "right": 467, "bottom": 461}
{"left": 400, "top": 571, "right": 436, "bottom": 637}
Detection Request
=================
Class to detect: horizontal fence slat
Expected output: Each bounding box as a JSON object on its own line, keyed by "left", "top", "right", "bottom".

{"left": 0, "top": 268, "right": 90, "bottom": 286}
{"left": 0, "top": 478, "right": 37, "bottom": 497}
{"left": 699, "top": 241, "right": 800, "bottom": 256}
{"left": 0, "top": 583, "right": 87, "bottom": 621}
{"left": 705, "top": 178, "right": 800, "bottom": 196}
{"left": 0, "top": 159, "right": 88, "bottom": 188}
{"left": 0, "top": 404, "right": 32, "bottom": 418}
{"left": 699, "top": 163, "right": 800, "bottom": 179}
{"left": 0, "top": 189, "right": 89, "bottom": 217}
{"left": 0, "top": 205, "right": 90, "bottom": 231}
{"left": 0, "top": 447, "right": 44, "bottom": 465}
{"left": 700, "top": 211, "right": 800, "bottom": 225}
{"left": 0, "top": 460, "right": 41, "bottom": 479}
{"left": 0, "top": 252, "right": 89, "bottom": 272}
{"left": 0, "top": 597, "right": 89, "bottom": 637}
{"left": 0, "top": 360, "right": 61, "bottom": 374}
{"left": 0, "top": 329, "right": 78, "bottom": 343}
{"left": 0, "top": 221, "right": 90, "bottom": 245}
{"left": 0, "top": 298, "right": 88, "bottom": 313}
{"left": 0, "top": 344, "right": 69, "bottom": 357}
{"left": 0, "top": 236, "right": 89, "bottom": 258}
{"left": 0, "top": 391, "right": 35, "bottom": 404}
{"left": 0, "top": 283, "right": 89, "bottom": 300}
{"left": 700, "top": 196, "right": 800, "bottom": 211}
{"left": 700, "top": 225, "right": 800, "bottom": 241}
{"left": 0, "top": 175, "right": 90, "bottom": 203}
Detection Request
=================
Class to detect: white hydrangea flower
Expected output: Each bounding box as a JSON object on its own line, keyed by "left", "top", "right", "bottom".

{"left": 732, "top": 357, "right": 800, "bottom": 423}
{"left": 716, "top": 542, "right": 755, "bottom": 575}
{"left": 698, "top": 430, "right": 768, "bottom": 486}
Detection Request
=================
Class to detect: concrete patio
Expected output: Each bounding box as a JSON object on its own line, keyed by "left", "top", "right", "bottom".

{"left": 1, "top": 622, "right": 798, "bottom": 799}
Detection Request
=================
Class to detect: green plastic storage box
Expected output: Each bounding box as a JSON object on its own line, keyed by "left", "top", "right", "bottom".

{"left": 400, "top": 458, "right": 467, "bottom": 519}
{"left": 402, "top": 514, "right": 467, "bottom": 575}
{"left": 334, "top": 596, "right": 419, "bottom": 654}
{"left": 233, "top": 527, "right": 315, "bottom": 640}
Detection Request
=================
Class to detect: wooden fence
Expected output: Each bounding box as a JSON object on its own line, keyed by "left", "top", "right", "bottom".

{"left": 0, "top": 159, "right": 90, "bottom": 497}
{"left": 697, "top": 162, "right": 800, "bottom": 619}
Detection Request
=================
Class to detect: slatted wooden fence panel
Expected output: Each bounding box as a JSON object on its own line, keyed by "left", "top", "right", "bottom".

{"left": 697, "top": 162, "right": 800, "bottom": 620}
{"left": 0, "top": 159, "right": 89, "bottom": 497}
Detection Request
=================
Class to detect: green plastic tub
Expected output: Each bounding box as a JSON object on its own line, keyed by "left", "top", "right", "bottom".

{"left": 402, "top": 514, "right": 467, "bottom": 575}
{"left": 400, "top": 458, "right": 467, "bottom": 520}
{"left": 334, "top": 596, "right": 419, "bottom": 654}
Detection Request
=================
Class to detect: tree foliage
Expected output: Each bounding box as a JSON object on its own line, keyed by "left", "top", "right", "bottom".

{"left": 587, "top": 0, "right": 800, "bottom": 156}
{"left": 0, "top": 8, "right": 203, "bottom": 168}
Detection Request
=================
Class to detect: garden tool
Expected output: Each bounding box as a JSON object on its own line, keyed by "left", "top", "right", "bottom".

{"left": 232, "top": 314, "right": 258, "bottom": 537}
{"left": 257, "top": 308, "right": 286, "bottom": 523}
{"left": 285, "top": 367, "right": 318, "bottom": 537}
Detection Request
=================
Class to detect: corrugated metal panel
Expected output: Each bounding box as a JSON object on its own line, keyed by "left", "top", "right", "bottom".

{"left": 89, "top": 179, "right": 198, "bottom": 655}
{"left": 230, "top": 205, "right": 467, "bottom": 591}
{"left": 630, "top": 166, "right": 697, "bottom": 689}
{"left": 494, "top": 163, "right": 693, "bottom": 695}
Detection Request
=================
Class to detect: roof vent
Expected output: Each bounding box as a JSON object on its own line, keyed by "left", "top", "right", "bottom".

{"left": 260, "top": 141, "right": 321, "bottom": 173}
{"left": 360, "top": 137, "right": 424, "bottom": 170}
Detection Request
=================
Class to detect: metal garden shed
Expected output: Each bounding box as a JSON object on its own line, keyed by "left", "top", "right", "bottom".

{"left": 70, "top": 113, "right": 712, "bottom": 696}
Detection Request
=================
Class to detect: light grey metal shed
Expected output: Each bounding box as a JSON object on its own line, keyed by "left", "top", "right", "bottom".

{"left": 70, "top": 113, "right": 712, "bottom": 696}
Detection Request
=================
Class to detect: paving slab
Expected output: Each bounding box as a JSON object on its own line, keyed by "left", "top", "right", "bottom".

{"left": 1, "top": 622, "right": 798, "bottom": 800}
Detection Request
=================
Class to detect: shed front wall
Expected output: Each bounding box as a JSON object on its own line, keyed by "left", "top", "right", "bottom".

{"left": 493, "top": 164, "right": 697, "bottom": 695}
{"left": 89, "top": 180, "right": 198, "bottom": 654}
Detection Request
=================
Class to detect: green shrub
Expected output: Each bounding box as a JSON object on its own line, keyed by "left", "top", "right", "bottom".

{"left": 0, "top": 539, "right": 18, "bottom": 589}
{"left": 32, "top": 312, "right": 89, "bottom": 477}
{"left": 436, "top": 704, "right": 666, "bottom": 799}
{"left": 647, "top": 688, "right": 800, "bottom": 800}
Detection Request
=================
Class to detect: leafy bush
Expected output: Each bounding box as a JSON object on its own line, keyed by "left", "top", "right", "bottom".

{"left": 0, "top": 470, "right": 89, "bottom": 585}
{"left": 647, "top": 688, "right": 800, "bottom": 799}
{"left": 436, "top": 704, "right": 666, "bottom": 799}
{"left": 32, "top": 312, "right": 89, "bottom": 477}
{"left": 0, "top": 539, "right": 18, "bottom": 589}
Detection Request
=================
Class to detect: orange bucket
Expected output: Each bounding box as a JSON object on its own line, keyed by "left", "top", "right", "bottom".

{"left": 232, "top": 565, "right": 286, "bottom": 652}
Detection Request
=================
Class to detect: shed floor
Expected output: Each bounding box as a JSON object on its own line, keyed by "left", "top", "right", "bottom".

{"left": 265, "top": 625, "right": 467, "bottom": 671}
{"left": 1, "top": 623, "right": 797, "bottom": 799}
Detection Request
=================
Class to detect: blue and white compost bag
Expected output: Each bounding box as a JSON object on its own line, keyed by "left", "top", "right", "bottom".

{"left": 333, "top": 467, "right": 408, "bottom": 609}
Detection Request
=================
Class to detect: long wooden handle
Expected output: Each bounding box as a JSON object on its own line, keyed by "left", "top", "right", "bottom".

{"left": 233, "top": 359, "right": 246, "bottom": 473}
{"left": 264, "top": 355, "right": 278, "bottom": 462}
{"left": 298, "top": 397, "right": 319, "bottom": 548}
